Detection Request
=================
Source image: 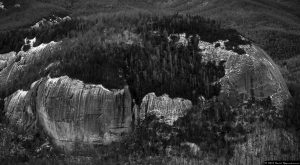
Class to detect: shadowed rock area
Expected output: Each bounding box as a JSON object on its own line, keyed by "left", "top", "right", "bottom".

{"left": 5, "top": 76, "right": 133, "bottom": 151}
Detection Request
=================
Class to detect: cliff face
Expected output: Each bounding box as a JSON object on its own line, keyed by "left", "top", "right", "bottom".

{"left": 0, "top": 41, "right": 61, "bottom": 97}
{"left": 0, "top": 51, "right": 16, "bottom": 71}
{"left": 1, "top": 31, "right": 291, "bottom": 153}
{"left": 4, "top": 90, "right": 36, "bottom": 130}
{"left": 4, "top": 75, "right": 195, "bottom": 150}
{"left": 5, "top": 76, "right": 133, "bottom": 151}
{"left": 199, "top": 40, "right": 290, "bottom": 108}
{"left": 140, "top": 93, "right": 192, "bottom": 125}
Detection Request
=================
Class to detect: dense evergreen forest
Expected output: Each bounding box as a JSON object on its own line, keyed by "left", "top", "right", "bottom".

{"left": 243, "top": 30, "right": 300, "bottom": 60}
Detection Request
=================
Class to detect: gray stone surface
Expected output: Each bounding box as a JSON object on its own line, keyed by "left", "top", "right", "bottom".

{"left": 140, "top": 93, "right": 192, "bottom": 125}
{"left": 199, "top": 40, "right": 290, "bottom": 108}
{"left": 5, "top": 76, "right": 132, "bottom": 151}
{"left": 0, "top": 41, "right": 60, "bottom": 96}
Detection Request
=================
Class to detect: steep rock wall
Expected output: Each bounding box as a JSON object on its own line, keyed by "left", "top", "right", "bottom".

{"left": 140, "top": 93, "right": 193, "bottom": 125}
{"left": 0, "top": 51, "right": 16, "bottom": 71}
{"left": 5, "top": 76, "right": 132, "bottom": 151}
{"left": 4, "top": 90, "right": 36, "bottom": 130}
{"left": 4, "top": 75, "right": 195, "bottom": 150}
{"left": 0, "top": 41, "right": 61, "bottom": 97}
{"left": 199, "top": 40, "right": 290, "bottom": 108}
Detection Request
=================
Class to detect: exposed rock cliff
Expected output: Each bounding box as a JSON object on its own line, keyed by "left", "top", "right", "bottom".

{"left": 198, "top": 39, "right": 290, "bottom": 108}
{"left": 0, "top": 51, "right": 16, "bottom": 71}
{"left": 31, "top": 16, "right": 71, "bottom": 30}
{"left": 0, "top": 41, "right": 61, "bottom": 97}
{"left": 4, "top": 75, "right": 196, "bottom": 151}
{"left": 140, "top": 93, "right": 193, "bottom": 125}
{"left": 1, "top": 31, "right": 291, "bottom": 154}
{"left": 4, "top": 90, "right": 34, "bottom": 129}
{"left": 5, "top": 76, "right": 132, "bottom": 151}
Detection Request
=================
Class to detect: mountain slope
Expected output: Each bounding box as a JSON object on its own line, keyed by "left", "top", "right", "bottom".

{"left": 0, "top": 0, "right": 68, "bottom": 31}
{"left": 0, "top": 4, "right": 299, "bottom": 164}
{"left": 1, "top": 0, "right": 299, "bottom": 60}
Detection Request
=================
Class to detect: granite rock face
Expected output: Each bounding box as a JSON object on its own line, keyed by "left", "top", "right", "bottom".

{"left": 4, "top": 90, "right": 37, "bottom": 131}
{"left": 0, "top": 41, "right": 61, "bottom": 97}
{"left": 140, "top": 93, "right": 193, "bottom": 125}
{"left": 198, "top": 39, "right": 290, "bottom": 108}
{"left": 0, "top": 51, "right": 16, "bottom": 71}
{"left": 4, "top": 76, "right": 132, "bottom": 151}
{"left": 4, "top": 76, "right": 194, "bottom": 150}
{"left": 2, "top": 32, "right": 291, "bottom": 153}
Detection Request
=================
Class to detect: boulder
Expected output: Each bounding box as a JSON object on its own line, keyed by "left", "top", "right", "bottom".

{"left": 4, "top": 76, "right": 132, "bottom": 151}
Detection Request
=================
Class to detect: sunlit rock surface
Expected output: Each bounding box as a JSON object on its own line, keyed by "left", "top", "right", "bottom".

{"left": 198, "top": 39, "right": 290, "bottom": 108}
{"left": 0, "top": 51, "right": 16, "bottom": 71}
{"left": 0, "top": 41, "right": 61, "bottom": 96}
{"left": 4, "top": 90, "right": 36, "bottom": 130}
{"left": 4, "top": 76, "right": 132, "bottom": 151}
{"left": 31, "top": 15, "right": 71, "bottom": 29}
{"left": 21, "top": 37, "right": 37, "bottom": 51}
{"left": 167, "top": 33, "right": 289, "bottom": 108}
{"left": 140, "top": 93, "right": 192, "bottom": 125}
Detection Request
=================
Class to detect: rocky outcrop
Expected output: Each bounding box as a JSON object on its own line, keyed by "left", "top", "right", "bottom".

{"left": 31, "top": 16, "right": 71, "bottom": 29}
{"left": 198, "top": 39, "right": 290, "bottom": 108}
{"left": 4, "top": 75, "right": 196, "bottom": 150}
{"left": 0, "top": 51, "right": 16, "bottom": 71}
{"left": 140, "top": 93, "right": 192, "bottom": 125}
{"left": 4, "top": 90, "right": 36, "bottom": 130}
{"left": 2, "top": 31, "right": 291, "bottom": 154}
{"left": 0, "top": 41, "right": 61, "bottom": 97}
{"left": 5, "top": 76, "right": 132, "bottom": 151}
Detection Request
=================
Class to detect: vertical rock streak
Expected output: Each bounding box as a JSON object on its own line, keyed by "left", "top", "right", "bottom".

{"left": 5, "top": 76, "right": 133, "bottom": 151}
{"left": 0, "top": 41, "right": 61, "bottom": 97}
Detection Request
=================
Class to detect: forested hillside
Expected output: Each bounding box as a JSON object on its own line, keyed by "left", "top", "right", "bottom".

{"left": 0, "top": 1, "right": 299, "bottom": 164}
{"left": 0, "top": 14, "right": 249, "bottom": 102}
{"left": 1, "top": 0, "right": 299, "bottom": 60}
